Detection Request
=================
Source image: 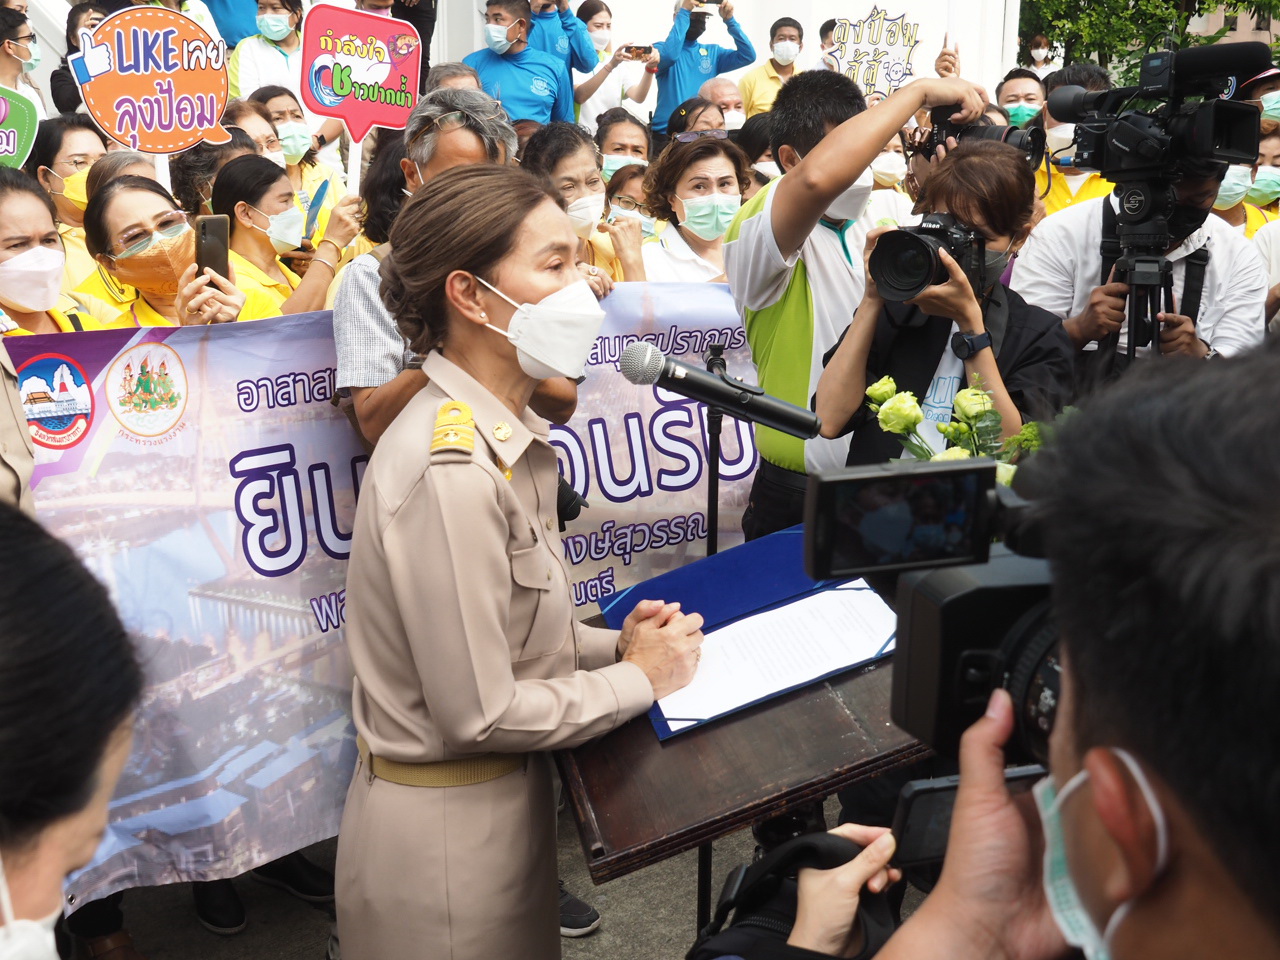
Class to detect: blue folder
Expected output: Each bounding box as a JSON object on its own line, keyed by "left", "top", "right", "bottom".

{"left": 600, "top": 526, "right": 896, "bottom": 739}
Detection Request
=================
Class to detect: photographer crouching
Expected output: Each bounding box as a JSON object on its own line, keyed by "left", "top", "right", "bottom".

{"left": 732, "top": 344, "right": 1280, "bottom": 960}
{"left": 816, "top": 140, "right": 1075, "bottom": 466}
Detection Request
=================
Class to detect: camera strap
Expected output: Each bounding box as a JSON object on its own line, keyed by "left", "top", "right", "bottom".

{"left": 1099, "top": 200, "right": 1210, "bottom": 324}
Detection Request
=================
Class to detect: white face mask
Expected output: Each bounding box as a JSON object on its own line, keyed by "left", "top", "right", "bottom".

{"left": 610, "top": 205, "right": 656, "bottom": 237}
{"left": 1045, "top": 124, "right": 1077, "bottom": 159}
{"left": 250, "top": 204, "right": 306, "bottom": 255}
{"left": 566, "top": 192, "right": 606, "bottom": 240}
{"left": 754, "top": 161, "right": 781, "bottom": 180}
{"left": 589, "top": 28, "right": 610, "bottom": 51}
{"left": 1031, "top": 47, "right": 1050, "bottom": 62}
{"left": 722, "top": 109, "right": 746, "bottom": 132}
{"left": 772, "top": 40, "right": 800, "bottom": 65}
{"left": 1033, "top": 749, "right": 1170, "bottom": 960}
{"left": 479, "top": 277, "right": 606, "bottom": 380}
{"left": 485, "top": 21, "right": 516, "bottom": 55}
{"left": 0, "top": 851, "right": 61, "bottom": 960}
{"left": 0, "top": 246, "right": 65, "bottom": 314}
{"left": 265, "top": 149, "right": 287, "bottom": 169}
{"left": 824, "top": 166, "right": 873, "bottom": 221}
{"left": 870, "top": 151, "right": 908, "bottom": 187}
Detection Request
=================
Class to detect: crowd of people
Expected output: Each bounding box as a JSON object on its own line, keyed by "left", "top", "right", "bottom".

{"left": 0, "top": 1, "right": 1278, "bottom": 960}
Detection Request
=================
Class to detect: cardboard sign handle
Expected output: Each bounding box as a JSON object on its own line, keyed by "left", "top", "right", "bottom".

{"left": 346, "top": 136, "right": 363, "bottom": 198}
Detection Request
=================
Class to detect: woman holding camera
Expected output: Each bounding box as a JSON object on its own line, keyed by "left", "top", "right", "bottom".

{"left": 816, "top": 140, "right": 1075, "bottom": 465}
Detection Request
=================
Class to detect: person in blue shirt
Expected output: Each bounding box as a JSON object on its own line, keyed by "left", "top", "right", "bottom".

{"left": 203, "top": 0, "right": 257, "bottom": 47}
{"left": 653, "top": 0, "right": 755, "bottom": 136}
{"left": 528, "top": 0, "right": 594, "bottom": 74}
{"left": 463, "top": 0, "right": 574, "bottom": 125}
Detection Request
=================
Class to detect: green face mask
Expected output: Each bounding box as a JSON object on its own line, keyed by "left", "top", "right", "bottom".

{"left": 678, "top": 193, "right": 741, "bottom": 241}
{"left": 1005, "top": 102, "right": 1042, "bottom": 127}
{"left": 1247, "top": 166, "right": 1280, "bottom": 206}
{"left": 602, "top": 154, "right": 646, "bottom": 183}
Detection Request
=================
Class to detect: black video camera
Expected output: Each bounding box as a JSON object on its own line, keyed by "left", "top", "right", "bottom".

{"left": 803, "top": 460, "right": 1058, "bottom": 765}
{"left": 868, "top": 213, "right": 987, "bottom": 302}
{"left": 921, "top": 105, "right": 1046, "bottom": 169}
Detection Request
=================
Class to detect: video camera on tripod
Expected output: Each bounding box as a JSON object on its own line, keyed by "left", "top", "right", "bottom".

{"left": 1047, "top": 42, "right": 1270, "bottom": 360}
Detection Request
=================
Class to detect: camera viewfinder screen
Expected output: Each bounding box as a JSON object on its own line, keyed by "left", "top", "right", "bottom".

{"left": 829, "top": 472, "right": 987, "bottom": 576}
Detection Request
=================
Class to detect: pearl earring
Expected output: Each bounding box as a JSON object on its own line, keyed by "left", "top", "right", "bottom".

{"left": 480, "top": 311, "right": 487, "bottom": 319}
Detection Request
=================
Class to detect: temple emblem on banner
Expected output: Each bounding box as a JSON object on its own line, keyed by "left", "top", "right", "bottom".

{"left": 107, "top": 343, "right": 189, "bottom": 440}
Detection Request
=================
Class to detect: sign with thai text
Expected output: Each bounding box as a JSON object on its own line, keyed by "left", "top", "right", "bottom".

{"left": 0, "top": 88, "right": 37, "bottom": 168}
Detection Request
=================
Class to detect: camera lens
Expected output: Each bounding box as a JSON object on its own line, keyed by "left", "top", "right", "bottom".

{"left": 957, "top": 124, "right": 1046, "bottom": 169}
{"left": 997, "top": 600, "right": 1060, "bottom": 764}
{"left": 869, "top": 231, "right": 949, "bottom": 301}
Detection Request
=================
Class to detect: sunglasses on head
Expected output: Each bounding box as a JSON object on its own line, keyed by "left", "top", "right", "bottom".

{"left": 673, "top": 128, "right": 728, "bottom": 144}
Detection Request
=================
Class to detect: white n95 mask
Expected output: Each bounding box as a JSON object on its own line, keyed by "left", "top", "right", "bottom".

{"left": 566, "top": 193, "right": 606, "bottom": 240}
{"left": 0, "top": 246, "right": 65, "bottom": 314}
{"left": 0, "top": 851, "right": 61, "bottom": 960}
{"left": 825, "top": 167, "right": 873, "bottom": 221}
{"left": 479, "top": 277, "right": 606, "bottom": 380}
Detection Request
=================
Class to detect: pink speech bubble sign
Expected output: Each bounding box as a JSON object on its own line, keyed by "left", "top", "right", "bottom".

{"left": 300, "top": 4, "right": 422, "bottom": 143}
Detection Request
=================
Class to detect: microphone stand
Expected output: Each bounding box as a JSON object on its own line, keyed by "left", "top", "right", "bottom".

{"left": 696, "top": 342, "right": 726, "bottom": 935}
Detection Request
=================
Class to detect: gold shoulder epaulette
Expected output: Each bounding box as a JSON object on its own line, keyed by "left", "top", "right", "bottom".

{"left": 430, "top": 401, "right": 475, "bottom": 457}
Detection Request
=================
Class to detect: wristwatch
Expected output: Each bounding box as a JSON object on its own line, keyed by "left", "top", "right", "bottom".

{"left": 951, "top": 330, "right": 992, "bottom": 360}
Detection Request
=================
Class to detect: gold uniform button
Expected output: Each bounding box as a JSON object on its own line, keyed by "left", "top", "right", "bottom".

{"left": 545, "top": 518, "right": 553, "bottom": 530}
{"left": 493, "top": 421, "right": 513, "bottom": 442}
{"left": 546, "top": 570, "right": 552, "bottom": 581}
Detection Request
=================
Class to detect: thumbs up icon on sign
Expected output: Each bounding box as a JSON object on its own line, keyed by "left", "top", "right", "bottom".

{"left": 70, "top": 29, "right": 112, "bottom": 84}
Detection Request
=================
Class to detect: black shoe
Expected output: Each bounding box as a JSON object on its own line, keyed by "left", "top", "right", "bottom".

{"left": 558, "top": 880, "right": 601, "bottom": 938}
{"left": 192, "top": 880, "right": 246, "bottom": 936}
{"left": 251, "top": 852, "right": 335, "bottom": 904}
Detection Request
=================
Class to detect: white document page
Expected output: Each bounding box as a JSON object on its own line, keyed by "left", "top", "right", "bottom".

{"left": 655, "top": 583, "right": 897, "bottom": 736}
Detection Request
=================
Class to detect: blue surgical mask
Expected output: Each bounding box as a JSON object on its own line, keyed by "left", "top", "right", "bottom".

{"left": 485, "top": 21, "right": 517, "bottom": 55}
{"left": 1033, "top": 749, "right": 1169, "bottom": 960}
{"left": 257, "top": 13, "right": 293, "bottom": 41}
{"left": 1247, "top": 165, "right": 1280, "bottom": 205}
{"left": 1214, "top": 165, "right": 1253, "bottom": 210}
{"left": 1260, "top": 89, "right": 1280, "bottom": 123}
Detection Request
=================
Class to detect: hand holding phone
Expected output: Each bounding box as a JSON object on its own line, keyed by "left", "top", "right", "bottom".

{"left": 195, "top": 214, "right": 229, "bottom": 281}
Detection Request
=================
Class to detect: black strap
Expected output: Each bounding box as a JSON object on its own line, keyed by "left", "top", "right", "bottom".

{"left": 1099, "top": 198, "right": 1123, "bottom": 287}
{"left": 65, "top": 312, "right": 85, "bottom": 332}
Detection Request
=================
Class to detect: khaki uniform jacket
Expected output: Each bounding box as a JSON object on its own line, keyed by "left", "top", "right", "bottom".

{"left": 0, "top": 341, "right": 35, "bottom": 516}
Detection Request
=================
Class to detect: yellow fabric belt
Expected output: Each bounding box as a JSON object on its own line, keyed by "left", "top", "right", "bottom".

{"left": 356, "top": 736, "right": 523, "bottom": 787}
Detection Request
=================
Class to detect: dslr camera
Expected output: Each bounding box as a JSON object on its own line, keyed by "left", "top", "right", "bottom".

{"left": 803, "top": 460, "right": 1058, "bottom": 764}
{"left": 867, "top": 213, "right": 987, "bottom": 302}
{"left": 922, "top": 104, "right": 1046, "bottom": 169}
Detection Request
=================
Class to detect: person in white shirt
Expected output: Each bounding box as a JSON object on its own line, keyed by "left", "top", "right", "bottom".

{"left": 0, "top": 8, "right": 44, "bottom": 122}
{"left": 1010, "top": 164, "right": 1267, "bottom": 393}
{"left": 1247, "top": 217, "right": 1280, "bottom": 330}
{"left": 1026, "top": 33, "right": 1056, "bottom": 80}
{"left": 640, "top": 132, "right": 747, "bottom": 283}
{"left": 571, "top": 0, "right": 655, "bottom": 134}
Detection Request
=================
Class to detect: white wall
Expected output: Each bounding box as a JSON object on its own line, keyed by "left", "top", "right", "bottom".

{"left": 437, "top": 0, "right": 1022, "bottom": 121}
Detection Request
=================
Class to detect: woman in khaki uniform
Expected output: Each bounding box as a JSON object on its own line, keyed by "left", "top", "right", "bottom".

{"left": 336, "top": 164, "right": 706, "bottom": 960}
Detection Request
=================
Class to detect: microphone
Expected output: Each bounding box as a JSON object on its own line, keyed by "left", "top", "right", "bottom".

{"left": 619, "top": 342, "right": 822, "bottom": 440}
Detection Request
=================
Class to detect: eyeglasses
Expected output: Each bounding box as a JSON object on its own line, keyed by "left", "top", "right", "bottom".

{"left": 258, "top": 136, "right": 283, "bottom": 152}
{"left": 10, "top": 34, "right": 35, "bottom": 44}
{"left": 111, "top": 211, "right": 191, "bottom": 259}
{"left": 56, "top": 155, "right": 97, "bottom": 172}
{"left": 611, "top": 195, "right": 653, "bottom": 216}
{"left": 673, "top": 129, "right": 728, "bottom": 144}
{"left": 407, "top": 103, "right": 506, "bottom": 148}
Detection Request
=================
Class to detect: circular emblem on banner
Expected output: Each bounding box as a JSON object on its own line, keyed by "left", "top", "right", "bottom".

{"left": 106, "top": 343, "right": 188, "bottom": 438}
{"left": 18, "top": 353, "right": 94, "bottom": 450}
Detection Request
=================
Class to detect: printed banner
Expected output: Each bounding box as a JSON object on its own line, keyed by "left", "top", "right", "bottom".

{"left": 824, "top": 5, "right": 923, "bottom": 97}
{"left": 69, "top": 7, "right": 231, "bottom": 153}
{"left": 0, "top": 88, "right": 37, "bottom": 169}
{"left": 8, "top": 285, "right": 755, "bottom": 905}
{"left": 300, "top": 3, "right": 422, "bottom": 142}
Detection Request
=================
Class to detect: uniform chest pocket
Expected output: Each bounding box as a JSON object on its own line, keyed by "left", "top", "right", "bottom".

{"left": 509, "top": 543, "right": 569, "bottom": 661}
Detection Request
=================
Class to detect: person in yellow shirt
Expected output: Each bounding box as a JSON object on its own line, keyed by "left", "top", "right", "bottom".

{"left": 1034, "top": 62, "right": 1116, "bottom": 217}
{"left": 737, "top": 17, "right": 803, "bottom": 118}
{"left": 84, "top": 176, "right": 250, "bottom": 327}
{"left": 1211, "top": 165, "right": 1275, "bottom": 238}
{"left": 0, "top": 168, "right": 106, "bottom": 335}
{"left": 1034, "top": 155, "right": 1115, "bottom": 218}
{"left": 212, "top": 154, "right": 361, "bottom": 319}
{"left": 21, "top": 115, "right": 107, "bottom": 292}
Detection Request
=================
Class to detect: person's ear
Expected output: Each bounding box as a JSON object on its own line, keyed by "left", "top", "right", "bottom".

{"left": 233, "top": 200, "right": 257, "bottom": 230}
{"left": 1085, "top": 748, "right": 1167, "bottom": 907}
{"left": 444, "top": 270, "right": 490, "bottom": 327}
{"left": 36, "top": 165, "right": 57, "bottom": 192}
{"left": 400, "top": 156, "right": 421, "bottom": 193}
{"left": 776, "top": 144, "right": 801, "bottom": 173}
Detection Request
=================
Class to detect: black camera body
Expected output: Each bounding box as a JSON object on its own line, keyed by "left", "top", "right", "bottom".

{"left": 925, "top": 105, "right": 1047, "bottom": 168}
{"left": 804, "top": 461, "right": 1059, "bottom": 765}
{"left": 868, "top": 213, "right": 987, "bottom": 302}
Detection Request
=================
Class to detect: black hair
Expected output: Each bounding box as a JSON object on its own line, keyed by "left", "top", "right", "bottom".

{"left": 768, "top": 70, "right": 866, "bottom": 160}
{"left": 667, "top": 97, "right": 721, "bottom": 137}
{"left": 769, "top": 17, "right": 802, "bottom": 42}
{"left": 819, "top": 18, "right": 837, "bottom": 43}
{"left": 594, "top": 107, "right": 649, "bottom": 155}
{"left": 486, "top": 0, "right": 531, "bottom": 21}
{"left": 0, "top": 165, "right": 55, "bottom": 222}
{"left": 0, "top": 6, "right": 25, "bottom": 43}
{"left": 576, "top": 0, "right": 610, "bottom": 24}
{"left": 0, "top": 504, "right": 142, "bottom": 853}
{"left": 1044, "top": 62, "right": 1112, "bottom": 94}
{"left": 521, "top": 121, "right": 597, "bottom": 179}
{"left": 734, "top": 111, "right": 772, "bottom": 164}
{"left": 248, "top": 85, "right": 316, "bottom": 167}
{"left": 210, "top": 153, "right": 289, "bottom": 224}
{"left": 83, "top": 175, "right": 178, "bottom": 257}
{"left": 170, "top": 127, "right": 257, "bottom": 216}
{"left": 360, "top": 130, "right": 406, "bottom": 245}
{"left": 1033, "top": 348, "right": 1280, "bottom": 931}
{"left": 23, "top": 115, "right": 107, "bottom": 182}
{"left": 995, "top": 67, "right": 1044, "bottom": 101}
{"left": 65, "top": 2, "right": 106, "bottom": 51}
{"left": 271, "top": 0, "right": 303, "bottom": 22}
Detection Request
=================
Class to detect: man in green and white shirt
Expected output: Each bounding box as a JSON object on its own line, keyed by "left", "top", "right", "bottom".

{"left": 725, "top": 70, "right": 987, "bottom": 539}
